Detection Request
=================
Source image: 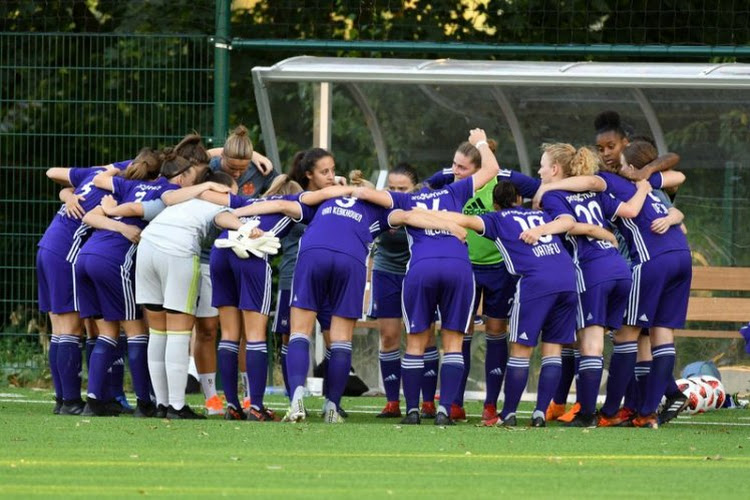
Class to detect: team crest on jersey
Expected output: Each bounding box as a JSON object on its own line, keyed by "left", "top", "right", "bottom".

{"left": 242, "top": 183, "right": 255, "bottom": 196}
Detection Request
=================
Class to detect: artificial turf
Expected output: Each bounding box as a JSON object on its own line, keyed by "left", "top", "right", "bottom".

{"left": 0, "top": 388, "right": 748, "bottom": 498}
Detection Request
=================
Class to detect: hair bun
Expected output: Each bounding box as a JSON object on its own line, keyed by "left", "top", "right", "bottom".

{"left": 594, "top": 110, "right": 622, "bottom": 132}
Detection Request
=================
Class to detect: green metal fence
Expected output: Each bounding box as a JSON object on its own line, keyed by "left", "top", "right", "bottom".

{"left": 0, "top": 33, "right": 213, "bottom": 373}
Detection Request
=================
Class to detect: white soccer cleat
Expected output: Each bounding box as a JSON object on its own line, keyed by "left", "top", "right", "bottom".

{"left": 323, "top": 400, "right": 344, "bottom": 424}
{"left": 282, "top": 398, "right": 307, "bottom": 423}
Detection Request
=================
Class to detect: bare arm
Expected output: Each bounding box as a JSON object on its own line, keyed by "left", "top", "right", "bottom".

{"left": 468, "top": 128, "right": 501, "bottom": 192}
{"left": 300, "top": 185, "right": 356, "bottom": 206}
{"left": 232, "top": 199, "right": 301, "bottom": 219}
{"left": 651, "top": 207, "right": 685, "bottom": 234}
{"left": 100, "top": 195, "right": 145, "bottom": 218}
{"left": 162, "top": 182, "right": 230, "bottom": 206}
{"left": 568, "top": 222, "right": 618, "bottom": 246}
{"left": 82, "top": 207, "right": 141, "bottom": 243}
{"left": 46, "top": 167, "right": 73, "bottom": 186}
{"left": 659, "top": 170, "right": 686, "bottom": 189}
{"left": 402, "top": 208, "right": 485, "bottom": 233}
{"left": 614, "top": 179, "right": 652, "bottom": 219}
{"left": 59, "top": 187, "right": 85, "bottom": 219}
{"left": 620, "top": 152, "right": 680, "bottom": 181}
{"left": 214, "top": 211, "right": 244, "bottom": 230}
{"left": 92, "top": 168, "right": 120, "bottom": 192}
{"left": 252, "top": 151, "right": 274, "bottom": 176}
{"left": 533, "top": 176, "right": 606, "bottom": 209}
{"left": 388, "top": 209, "right": 469, "bottom": 242}
{"left": 519, "top": 217, "right": 575, "bottom": 245}
{"left": 350, "top": 187, "right": 392, "bottom": 208}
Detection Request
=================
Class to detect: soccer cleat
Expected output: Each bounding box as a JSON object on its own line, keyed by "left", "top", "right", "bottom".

{"left": 498, "top": 414, "right": 517, "bottom": 427}
{"left": 376, "top": 401, "right": 402, "bottom": 418}
{"left": 420, "top": 401, "right": 436, "bottom": 419}
{"left": 630, "top": 413, "right": 659, "bottom": 429}
{"left": 566, "top": 412, "right": 597, "bottom": 428}
{"left": 154, "top": 404, "right": 168, "bottom": 419}
{"left": 545, "top": 401, "right": 567, "bottom": 421}
{"left": 246, "top": 407, "right": 270, "bottom": 422}
{"left": 166, "top": 404, "right": 206, "bottom": 420}
{"left": 204, "top": 394, "right": 224, "bottom": 416}
{"left": 337, "top": 406, "right": 349, "bottom": 419}
{"left": 658, "top": 392, "right": 688, "bottom": 425}
{"left": 450, "top": 404, "right": 467, "bottom": 422}
{"left": 400, "top": 410, "right": 421, "bottom": 425}
{"left": 530, "top": 415, "right": 546, "bottom": 428}
{"left": 434, "top": 412, "right": 455, "bottom": 426}
{"left": 557, "top": 402, "right": 581, "bottom": 423}
{"left": 83, "top": 398, "right": 121, "bottom": 417}
{"left": 282, "top": 398, "right": 307, "bottom": 423}
{"left": 224, "top": 405, "right": 247, "bottom": 421}
{"left": 242, "top": 397, "right": 251, "bottom": 411}
{"left": 260, "top": 407, "right": 279, "bottom": 421}
{"left": 597, "top": 407, "right": 635, "bottom": 427}
{"left": 115, "top": 395, "right": 134, "bottom": 414}
{"left": 53, "top": 397, "right": 63, "bottom": 415}
{"left": 323, "top": 401, "right": 345, "bottom": 424}
{"left": 481, "top": 403, "right": 498, "bottom": 425}
{"left": 133, "top": 399, "right": 157, "bottom": 418}
{"left": 59, "top": 399, "right": 86, "bottom": 416}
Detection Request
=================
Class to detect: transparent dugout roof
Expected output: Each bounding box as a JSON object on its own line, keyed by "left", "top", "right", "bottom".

{"left": 252, "top": 57, "right": 750, "bottom": 266}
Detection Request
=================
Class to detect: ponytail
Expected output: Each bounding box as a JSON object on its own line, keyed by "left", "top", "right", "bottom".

{"left": 159, "top": 148, "right": 193, "bottom": 180}
{"left": 542, "top": 143, "right": 599, "bottom": 178}
{"left": 174, "top": 133, "right": 210, "bottom": 165}
{"left": 264, "top": 174, "right": 303, "bottom": 197}
{"left": 121, "top": 147, "right": 162, "bottom": 180}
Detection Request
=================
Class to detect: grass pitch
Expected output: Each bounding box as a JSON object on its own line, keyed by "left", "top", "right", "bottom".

{"left": 1, "top": 388, "right": 748, "bottom": 498}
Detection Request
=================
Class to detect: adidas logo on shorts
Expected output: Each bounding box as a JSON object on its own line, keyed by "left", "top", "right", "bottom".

{"left": 587, "top": 312, "right": 594, "bottom": 321}
{"left": 519, "top": 332, "right": 529, "bottom": 340}
{"left": 639, "top": 314, "right": 649, "bottom": 322}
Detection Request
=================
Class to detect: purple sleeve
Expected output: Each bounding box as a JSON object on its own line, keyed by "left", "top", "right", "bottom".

{"left": 478, "top": 213, "right": 499, "bottom": 240}
{"left": 374, "top": 205, "right": 393, "bottom": 237}
{"left": 68, "top": 167, "right": 99, "bottom": 187}
{"left": 299, "top": 202, "right": 317, "bottom": 224}
{"left": 425, "top": 169, "right": 454, "bottom": 189}
{"left": 498, "top": 170, "right": 541, "bottom": 199}
{"left": 229, "top": 193, "right": 245, "bottom": 209}
{"left": 597, "top": 192, "right": 624, "bottom": 221}
{"left": 160, "top": 183, "right": 179, "bottom": 195}
{"left": 111, "top": 176, "right": 130, "bottom": 200}
{"left": 541, "top": 191, "right": 575, "bottom": 220}
{"left": 648, "top": 172, "right": 664, "bottom": 190}
{"left": 389, "top": 191, "right": 412, "bottom": 211}
{"left": 112, "top": 160, "right": 132, "bottom": 169}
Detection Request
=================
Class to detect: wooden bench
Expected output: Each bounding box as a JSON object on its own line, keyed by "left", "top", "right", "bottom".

{"left": 356, "top": 266, "right": 750, "bottom": 339}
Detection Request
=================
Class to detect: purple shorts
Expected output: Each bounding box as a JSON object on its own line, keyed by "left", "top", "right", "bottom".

{"left": 402, "top": 258, "right": 475, "bottom": 334}
{"left": 367, "top": 269, "right": 405, "bottom": 319}
{"left": 74, "top": 251, "right": 141, "bottom": 322}
{"left": 578, "top": 278, "right": 631, "bottom": 330}
{"left": 37, "top": 248, "right": 76, "bottom": 314}
{"left": 291, "top": 249, "right": 366, "bottom": 319}
{"left": 509, "top": 289, "right": 577, "bottom": 347}
{"left": 472, "top": 263, "right": 517, "bottom": 319}
{"left": 625, "top": 250, "right": 692, "bottom": 329}
{"left": 210, "top": 247, "right": 273, "bottom": 315}
{"left": 272, "top": 288, "right": 332, "bottom": 335}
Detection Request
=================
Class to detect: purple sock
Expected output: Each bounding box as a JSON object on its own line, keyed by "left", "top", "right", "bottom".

{"left": 640, "top": 344, "right": 676, "bottom": 415}
{"left": 326, "top": 342, "right": 352, "bottom": 407}
{"left": 634, "top": 360, "right": 652, "bottom": 410}
{"left": 454, "top": 335, "right": 472, "bottom": 407}
{"left": 665, "top": 375, "right": 680, "bottom": 397}
{"left": 421, "top": 346, "right": 438, "bottom": 403}
{"left": 86, "top": 336, "right": 117, "bottom": 401}
{"left": 379, "top": 349, "right": 401, "bottom": 403}
{"left": 500, "top": 356, "right": 529, "bottom": 419}
{"left": 401, "top": 354, "right": 424, "bottom": 413}
{"left": 601, "top": 341, "right": 638, "bottom": 417}
{"left": 108, "top": 335, "right": 127, "bottom": 400}
{"left": 574, "top": 350, "right": 581, "bottom": 397}
{"left": 484, "top": 333, "right": 507, "bottom": 406}
{"left": 218, "top": 340, "right": 240, "bottom": 410}
{"left": 553, "top": 348, "right": 576, "bottom": 405}
{"left": 246, "top": 341, "right": 268, "bottom": 411}
{"left": 85, "top": 338, "right": 96, "bottom": 369}
{"left": 49, "top": 335, "right": 61, "bottom": 400}
{"left": 439, "top": 352, "right": 464, "bottom": 416}
{"left": 280, "top": 344, "right": 290, "bottom": 397}
{"left": 286, "top": 334, "right": 310, "bottom": 401}
{"left": 535, "top": 356, "right": 562, "bottom": 414}
{"left": 57, "top": 335, "right": 83, "bottom": 402}
{"left": 623, "top": 374, "right": 638, "bottom": 410}
{"left": 578, "top": 356, "right": 603, "bottom": 415}
{"left": 127, "top": 335, "right": 151, "bottom": 402}
{"left": 320, "top": 348, "right": 331, "bottom": 399}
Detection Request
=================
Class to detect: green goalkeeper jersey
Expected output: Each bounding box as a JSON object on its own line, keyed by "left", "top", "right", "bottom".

{"left": 464, "top": 176, "right": 503, "bottom": 266}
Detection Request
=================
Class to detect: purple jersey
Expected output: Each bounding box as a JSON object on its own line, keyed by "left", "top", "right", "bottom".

{"left": 541, "top": 190, "right": 630, "bottom": 288}
{"left": 598, "top": 171, "right": 689, "bottom": 264}
{"left": 298, "top": 196, "right": 390, "bottom": 265}
{"left": 479, "top": 208, "right": 577, "bottom": 300}
{"left": 218, "top": 193, "right": 306, "bottom": 240}
{"left": 498, "top": 169, "right": 541, "bottom": 199}
{"left": 79, "top": 176, "right": 178, "bottom": 261}
{"left": 37, "top": 167, "right": 108, "bottom": 262}
{"left": 389, "top": 177, "right": 475, "bottom": 265}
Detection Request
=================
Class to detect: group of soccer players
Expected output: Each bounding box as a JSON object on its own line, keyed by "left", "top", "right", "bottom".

{"left": 38, "top": 110, "right": 692, "bottom": 428}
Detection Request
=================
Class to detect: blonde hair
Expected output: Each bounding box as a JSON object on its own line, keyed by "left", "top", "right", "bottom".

{"left": 264, "top": 174, "right": 303, "bottom": 197}
{"left": 349, "top": 169, "right": 374, "bottom": 188}
{"left": 121, "top": 147, "right": 162, "bottom": 180}
{"left": 223, "top": 125, "right": 254, "bottom": 160}
{"left": 542, "top": 143, "right": 599, "bottom": 177}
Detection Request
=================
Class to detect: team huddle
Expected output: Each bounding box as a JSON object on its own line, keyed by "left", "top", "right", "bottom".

{"left": 38, "top": 110, "right": 692, "bottom": 428}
